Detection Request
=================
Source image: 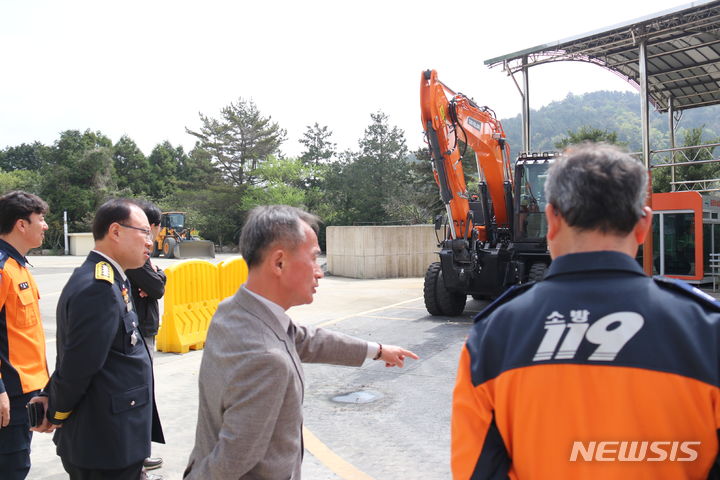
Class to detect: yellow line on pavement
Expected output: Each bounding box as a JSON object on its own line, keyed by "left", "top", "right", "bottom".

{"left": 303, "top": 426, "right": 376, "bottom": 480}
{"left": 315, "top": 297, "right": 422, "bottom": 328}
{"left": 363, "top": 315, "right": 415, "bottom": 321}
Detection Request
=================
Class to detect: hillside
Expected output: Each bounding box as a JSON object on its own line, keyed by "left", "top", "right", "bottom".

{"left": 499, "top": 91, "right": 720, "bottom": 153}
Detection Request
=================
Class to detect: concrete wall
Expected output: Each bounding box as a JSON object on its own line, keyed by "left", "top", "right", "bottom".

{"left": 68, "top": 232, "right": 94, "bottom": 256}
{"left": 326, "top": 225, "right": 438, "bottom": 278}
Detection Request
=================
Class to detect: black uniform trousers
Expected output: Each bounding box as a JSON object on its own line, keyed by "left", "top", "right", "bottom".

{"left": 61, "top": 457, "right": 144, "bottom": 480}
{"left": 0, "top": 434, "right": 31, "bottom": 480}
{"left": 0, "top": 391, "right": 36, "bottom": 480}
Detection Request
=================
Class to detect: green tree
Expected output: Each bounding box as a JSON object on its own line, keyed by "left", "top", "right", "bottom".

{"left": 404, "top": 148, "right": 444, "bottom": 222}
{"left": 242, "top": 156, "right": 311, "bottom": 210}
{"left": 146, "top": 141, "right": 184, "bottom": 198}
{"left": 113, "top": 135, "right": 150, "bottom": 195}
{"left": 384, "top": 140, "right": 482, "bottom": 226}
{"left": 324, "top": 112, "right": 410, "bottom": 224}
{"left": 653, "top": 127, "right": 719, "bottom": 192}
{"left": 554, "top": 126, "right": 624, "bottom": 149}
{"left": 0, "top": 170, "right": 43, "bottom": 195}
{"left": 82, "top": 148, "right": 117, "bottom": 208}
{"left": 51, "top": 129, "right": 113, "bottom": 165}
{"left": 165, "top": 184, "right": 242, "bottom": 247}
{"left": 298, "top": 123, "right": 336, "bottom": 190}
{"left": 39, "top": 130, "right": 118, "bottom": 246}
{"left": 299, "top": 123, "right": 336, "bottom": 166}
{"left": 0, "top": 142, "right": 49, "bottom": 171}
{"left": 186, "top": 98, "right": 286, "bottom": 187}
{"left": 179, "top": 146, "right": 221, "bottom": 188}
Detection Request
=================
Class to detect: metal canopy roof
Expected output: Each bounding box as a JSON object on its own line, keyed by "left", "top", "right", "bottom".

{"left": 485, "top": 1, "right": 720, "bottom": 113}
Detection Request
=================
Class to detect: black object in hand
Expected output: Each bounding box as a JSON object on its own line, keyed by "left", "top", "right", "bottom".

{"left": 26, "top": 401, "right": 45, "bottom": 428}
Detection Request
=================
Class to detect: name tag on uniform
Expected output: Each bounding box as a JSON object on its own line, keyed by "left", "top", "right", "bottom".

{"left": 19, "top": 282, "right": 29, "bottom": 290}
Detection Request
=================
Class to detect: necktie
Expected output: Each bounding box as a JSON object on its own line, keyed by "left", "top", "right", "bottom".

{"left": 287, "top": 322, "right": 297, "bottom": 343}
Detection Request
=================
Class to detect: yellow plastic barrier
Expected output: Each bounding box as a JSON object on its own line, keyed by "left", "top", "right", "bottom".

{"left": 218, "top": 256, "right": 249, "bottom": 300}
{"left": 157, "top": 259, "right": 220, "bottom": 353}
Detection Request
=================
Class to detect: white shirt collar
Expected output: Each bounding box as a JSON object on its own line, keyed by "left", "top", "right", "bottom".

{"left": 92, "top": 250, "right": 127, "bottom": 283}
{"left": 242, "top": 285, "right": 291, "bottom": 333}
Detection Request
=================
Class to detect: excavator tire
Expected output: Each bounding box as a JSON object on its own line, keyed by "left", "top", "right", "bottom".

{"left": 528, "top": 262, "right": 548, "bottom": 282}
{"left": 163, "top": 238, "right": 177, "bottom": 259}
{"left": 424, "top": 263, "right": 444, "bottom": 316}
{"left": 424, "top": 262, "right": 467, "bottom": 317}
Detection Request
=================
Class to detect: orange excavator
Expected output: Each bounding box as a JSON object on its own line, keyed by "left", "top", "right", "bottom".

{"left": 420, "top": 69, "right": 554, "bottom": 316}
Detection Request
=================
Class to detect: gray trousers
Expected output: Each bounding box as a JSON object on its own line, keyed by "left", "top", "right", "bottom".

{"left": 144, "top": 336, "right": 155, "bottom": 360}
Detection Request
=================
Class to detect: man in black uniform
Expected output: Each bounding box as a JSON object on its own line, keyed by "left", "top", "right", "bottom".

{"left": 126, "top": 200, "right": 165, "bottom": 472}
{"left": 452, "top": 143, "right": 720, "bottom": 479}
{"left": 46, "top": 199, "right": 164, "bottom": 480}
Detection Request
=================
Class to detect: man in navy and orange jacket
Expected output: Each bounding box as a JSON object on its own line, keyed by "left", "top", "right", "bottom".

{"left": 452, "top": 143, "right": 720, "bottom": 479}
{"left": 0, "top": 191, "right": 50, "bottom": 480}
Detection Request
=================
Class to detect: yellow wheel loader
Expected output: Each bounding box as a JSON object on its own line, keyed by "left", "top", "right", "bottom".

{"left": 152, "top": 212, "right": 215, "bottom": 259}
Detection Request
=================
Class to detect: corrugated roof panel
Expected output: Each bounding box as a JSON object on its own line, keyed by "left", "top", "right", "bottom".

{"left": 485, "top": 1, "right": 720, "bottom": 112}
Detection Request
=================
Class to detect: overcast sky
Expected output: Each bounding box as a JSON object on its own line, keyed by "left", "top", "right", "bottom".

{"left": 0, "top": 0, "right": 692, "bottom": 158}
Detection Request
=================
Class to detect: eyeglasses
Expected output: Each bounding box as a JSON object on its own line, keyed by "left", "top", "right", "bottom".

{"left": 118, "top": 223, "right": 153, "bottom": 239}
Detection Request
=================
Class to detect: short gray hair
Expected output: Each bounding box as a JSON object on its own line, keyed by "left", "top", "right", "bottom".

{"left": 544, "top": 143, "right": 648, "bottom": 234}
{"left": 239, "top": 205, "right": 320, "bottom": 268}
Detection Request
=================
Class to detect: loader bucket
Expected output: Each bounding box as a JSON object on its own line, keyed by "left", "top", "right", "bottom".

{"left": 176, "top": 239, "right": 216, "bottom": 258}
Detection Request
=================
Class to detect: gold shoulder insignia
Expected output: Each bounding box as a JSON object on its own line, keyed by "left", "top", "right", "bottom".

{"left": 95, "top": 262, "right": 114, "bottom": 284}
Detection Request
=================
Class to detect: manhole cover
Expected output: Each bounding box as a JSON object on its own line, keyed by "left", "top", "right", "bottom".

{"left": 331, "top": 390, "right": 382, "bottom": 404}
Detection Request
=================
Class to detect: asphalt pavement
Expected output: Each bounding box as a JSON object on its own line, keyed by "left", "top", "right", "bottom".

{"left": 24, "top": 254, "right": 482, "bottom": 479}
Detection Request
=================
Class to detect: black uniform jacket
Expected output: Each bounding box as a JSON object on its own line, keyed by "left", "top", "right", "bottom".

{"left": 46, "top": 251, "right": 164, "bottom": 469}
{"left": 126, "top": 259, "right": 165, "bottom": 337}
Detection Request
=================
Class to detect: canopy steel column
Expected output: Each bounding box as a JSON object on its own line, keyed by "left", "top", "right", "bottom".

{"left": 639, "top": 34, "right": 654, "bottom": 276}
{"left": 522, "top": 56, "right": 530, "bottom": 154}
{"left": 505, "top": 57, "right": 531, "bottom": 154}
{"left": 668, "top": 97, "right": 676, "bottom": 191}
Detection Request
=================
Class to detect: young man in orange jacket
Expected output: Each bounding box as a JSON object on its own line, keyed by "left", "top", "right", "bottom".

{"left": 0, "top": 191, "right": 50, "bottom": 480}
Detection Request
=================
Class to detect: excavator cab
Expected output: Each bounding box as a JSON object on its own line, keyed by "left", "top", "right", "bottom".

{"left": 514, "top": 153, "right": 556, "bottom": 242}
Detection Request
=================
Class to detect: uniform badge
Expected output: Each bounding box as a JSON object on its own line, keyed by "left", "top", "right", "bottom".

{"left": 130, "top": 330, "right": 138, "bottom": 346}
{"left": 121, "top": 286, "right": 133, "bottom": 311}
{"left": 94, "top": 262, "right": 114, "bottom": 284}
{"left": 18, "top": 281, "right": 29, "bottom": 290}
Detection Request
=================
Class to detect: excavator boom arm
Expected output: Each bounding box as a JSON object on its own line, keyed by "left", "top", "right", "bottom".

{"left": 420, "top": 69, "right": 512, "bottom": 241}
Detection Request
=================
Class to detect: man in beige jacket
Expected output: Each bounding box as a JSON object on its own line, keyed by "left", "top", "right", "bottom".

{"left": 184, "top": 205, "right": 417, "bottom": 479}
